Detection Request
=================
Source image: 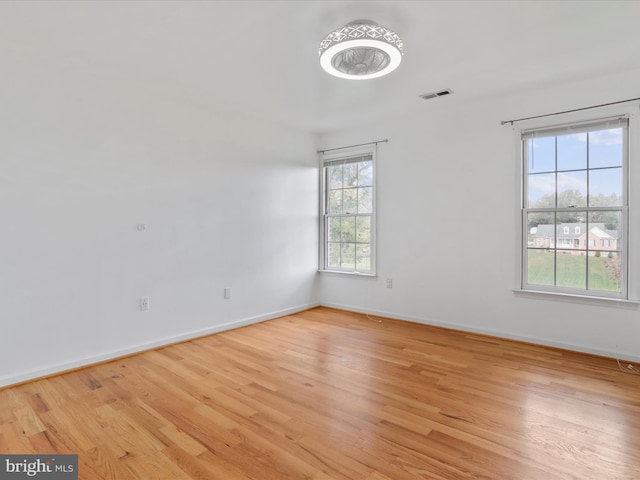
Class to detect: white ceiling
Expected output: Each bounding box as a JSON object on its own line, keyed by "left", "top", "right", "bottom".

{"left": 2, "top": 1, "right": 640, "bottom": 134}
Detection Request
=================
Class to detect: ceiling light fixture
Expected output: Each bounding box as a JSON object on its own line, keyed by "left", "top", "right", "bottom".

{"left": 319, "top": 20, "right": 404, "bottom": 80}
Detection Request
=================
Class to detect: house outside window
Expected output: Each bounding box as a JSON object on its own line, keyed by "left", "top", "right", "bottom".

{"left": 320, "top": 148, "right": 376, "bottom": 274}
{"left": 521, "top": 116, "right": 628, "bottom": 298}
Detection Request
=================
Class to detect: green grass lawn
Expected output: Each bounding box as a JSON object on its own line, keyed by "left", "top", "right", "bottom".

{"left": 527, "top": 249, "right": 620, "bottom": 292}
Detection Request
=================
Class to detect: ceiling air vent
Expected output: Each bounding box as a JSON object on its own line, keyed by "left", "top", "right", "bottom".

{"left": 419, "top": 89, "right": 453, "bottom": 100}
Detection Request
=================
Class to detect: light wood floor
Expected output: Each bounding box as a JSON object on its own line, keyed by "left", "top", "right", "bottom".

{"left": 1, "top": 307, "right": 639, "bottom": 479}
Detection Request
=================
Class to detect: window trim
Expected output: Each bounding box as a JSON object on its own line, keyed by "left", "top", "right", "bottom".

{"left": 515, "top": 106, "right": 638, "bottom": 301}
{"left": 318, "top": 146, "right": 377, "bottom": 276}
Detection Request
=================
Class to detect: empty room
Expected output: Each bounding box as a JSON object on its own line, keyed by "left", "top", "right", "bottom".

{"left": 1, "top": 1, "right": 639, "bottom": 479}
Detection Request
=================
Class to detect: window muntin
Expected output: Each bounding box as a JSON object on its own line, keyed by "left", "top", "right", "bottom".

{"left": 321, "top": 152, "right": 375, "bottom": 274}
{"left": 522, "top": 118, "right": 627, "bottom": 298}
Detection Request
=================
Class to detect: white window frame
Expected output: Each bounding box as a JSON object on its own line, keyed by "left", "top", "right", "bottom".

{"left": 319, "top": 146, "right": 376, "bottom": 275}
{"left": 515, "top": 105, "right": 640, "bottom": 302}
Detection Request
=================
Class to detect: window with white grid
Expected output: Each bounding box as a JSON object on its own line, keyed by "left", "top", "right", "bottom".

{"left": 320, "top": 150, "right": 375, "bottom": 274}
{"left": 521, "top": 116, "right": 628, "bottom": 298}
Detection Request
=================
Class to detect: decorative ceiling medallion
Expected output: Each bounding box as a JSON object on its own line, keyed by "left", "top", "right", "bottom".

{"left": 319, "top": 20, "right": 404, "bottom": 80}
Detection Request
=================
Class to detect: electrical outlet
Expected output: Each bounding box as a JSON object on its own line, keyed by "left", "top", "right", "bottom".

{"left": 224, "top": 288, "right": 231, "bottom": 300}
{"left": 140, "top": 296, "right": 150, "bottom": 311}
{"left": 386, "top": 278, "right": 393, "bottom": 288}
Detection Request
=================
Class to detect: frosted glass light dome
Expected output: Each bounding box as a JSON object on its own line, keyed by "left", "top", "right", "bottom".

{"left": 319, "top": 20, "right": 404, "bottom": 80}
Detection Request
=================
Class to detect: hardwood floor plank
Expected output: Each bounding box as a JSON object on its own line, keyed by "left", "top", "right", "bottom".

{"left": 83, "top": 444, "right": 139, "bottom": 480}
{"left": 161, "top": 444, "right": 232, "bottom": 480}
{"left": 2, "top": 306, "right": 640, "bottom": 479}
{"left": 3, "top": 420, "right": 34, "bottom": 454}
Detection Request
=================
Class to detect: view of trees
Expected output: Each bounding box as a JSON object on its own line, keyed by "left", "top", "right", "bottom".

{"left": 527, "top": 189, "right": 621, "bottom": 230}
{"left": 325, "top": 158, "right": 373, "bottom": 271}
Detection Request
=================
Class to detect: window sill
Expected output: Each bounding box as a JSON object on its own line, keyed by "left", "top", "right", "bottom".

{"left": 513, "top": 288, "right": 640, "bottom": 307}
{"left": 318, "top": 269, "right": 377, "bottom": 278}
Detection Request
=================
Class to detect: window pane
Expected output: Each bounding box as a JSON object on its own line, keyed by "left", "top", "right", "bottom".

{"left": 341, "top": 216, "right": 355, "bottom": 242}
{"left": 340, "top": 243, "right": 356, "bottom": 269}
{"left": 358, "top": 161, "right": 373, "bottom": 186}
{"left": 328, "top": 217, "right": 341, "bottom": 242}
{"left": 343, "top": 163, "right": 358, "bottom": 187}
{"left": 589, "top": 128, "right": 623, "bottom": 168}
{"left": 527, "top": 212, "right": 556, "bottom": 249}
{"left": 343, "top": 188, "right": 358, "bottom": 214}
{"left": 527, "top": 172, "right": 556, "bottom": 207}
{"left": 356, "top": 216, "right": 370, "bottom": 243}
{"left": 356, "top": 246, "right": 370, "bottom": 271}
{"left": 527, "top": 249, "right": 554, "bottom": 286}
{"left": 588, "top": 252, "right": 621, "bottom": 293}
{"left": 556, "top": 250, "right": 586, "bottom": 289}
{"left": 329, "top": 165, "right": 342, "bottom": 189}
{"left": 557, "top": 222, "right": 585, "bottom": 253}
{"left": 327, "top": 243, "right": 340, "bottom": 268}
{"left": 557, "top": 133, "right": 587, "bottom": 171}
{"left": 588, "top": 211, "right": 621, "bottom": 250}
{"left": 528, "top": 137, "right": 555, "bottom": 173}
{"left": 589, "top": 167, "right": 622, "bottom": 206}
{"left": 358, "top": 186, "right": 373, "bottom": 213}
{"left": 328, "top": 190, "right": 342, "bottom": 214}
{"left": 556, "top": 209, "right": 585, "bottom": 226}
{"left": 557, "top": 171, "right": 587, "bottom": 207}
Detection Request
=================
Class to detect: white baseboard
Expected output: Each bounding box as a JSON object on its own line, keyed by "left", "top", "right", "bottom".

{"left": 0, "top": 303, "right": 319, "bottom": 389}
{"left": 320, "top": 302, "right": 640, "bottom": 364}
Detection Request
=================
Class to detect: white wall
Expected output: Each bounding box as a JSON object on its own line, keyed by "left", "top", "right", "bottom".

{"left": 0, "top": 66, "right": 319, "bottom": 387}
{"left": 318, "top": 67, "right": 640, "bottom": 362}
{"left": 4, "top": 36, "right": 640, "bottom": 390}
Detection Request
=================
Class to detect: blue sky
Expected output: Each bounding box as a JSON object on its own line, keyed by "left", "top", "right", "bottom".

{"left": 527, "top": 128, "right": 623, "bottom": 205}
